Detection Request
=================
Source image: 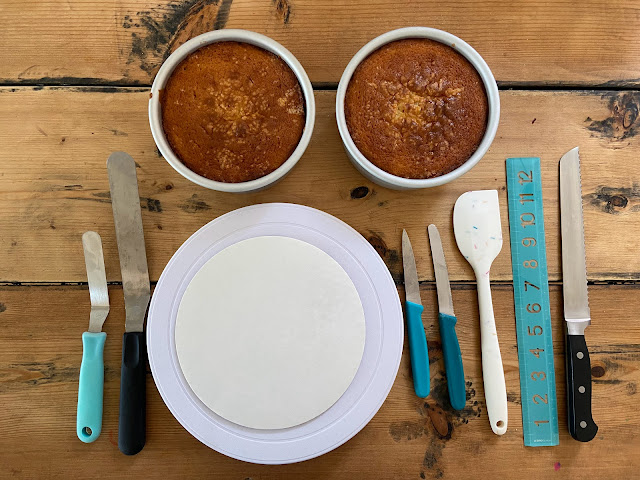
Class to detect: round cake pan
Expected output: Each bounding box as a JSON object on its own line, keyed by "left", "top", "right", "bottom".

{"left": 149, "top": 29, "right": 316, "bottom": 193}
{"left": 336, "top": 27, "right": 500, "bottom": 190}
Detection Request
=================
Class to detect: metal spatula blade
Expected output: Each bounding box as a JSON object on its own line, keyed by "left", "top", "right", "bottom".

{"left": 453, "top": 190, "right": 508, "bottom": 435}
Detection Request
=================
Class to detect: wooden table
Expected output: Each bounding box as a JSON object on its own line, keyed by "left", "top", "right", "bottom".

{"left": 1, "top": 1, "right": 638, "bottom": 478}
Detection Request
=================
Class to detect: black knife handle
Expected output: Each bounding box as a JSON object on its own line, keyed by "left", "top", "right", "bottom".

{"left": 118, "top": 332, "right": 146, "bottom": 455}
{"left": 566, "top": 333, "right": 598, "bottom": 442}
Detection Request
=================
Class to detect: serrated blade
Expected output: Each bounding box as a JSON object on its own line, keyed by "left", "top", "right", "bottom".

{"left": 82, "top": 231, "right": 109, "bottom": 333}
{"left": 402, "top": 230, "right": 422, "bottom": 306}
{"left": 108, "top": 152, "right": 150, "bottom": 333}
{"left": 427, "top": 224, "right": 454, "bottom": 316}
{"left": 560, "top": 147, "right": 590, "bottom": 331}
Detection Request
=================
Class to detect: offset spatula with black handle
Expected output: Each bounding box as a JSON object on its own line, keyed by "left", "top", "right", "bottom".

{"left": 560, "top": 147, "right": 598, "bottom": 442}
{"left": 108, "top": 152, "right": 151, "bottom": 455}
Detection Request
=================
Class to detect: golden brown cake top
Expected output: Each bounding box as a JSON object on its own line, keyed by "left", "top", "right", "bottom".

{"left": 345, "top": 38, "right": 488, "bottom": 179}
{"left": 161, "top": 41, "right": 305, "bottom": 183}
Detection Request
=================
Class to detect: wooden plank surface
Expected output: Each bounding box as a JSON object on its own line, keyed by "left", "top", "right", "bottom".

{"left": 1, "top": 283, "right": 636, "bottom": 479}
{"left": 0, "top": 87, "right": 638, "bottom": 283}
{"left": 1, "top": 0, "right": 640, "bottom": 86}
{"left": 3, "top": 1, "right": 639, "bottom": 478}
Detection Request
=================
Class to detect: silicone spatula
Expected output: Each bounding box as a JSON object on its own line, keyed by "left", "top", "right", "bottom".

{"left": 453, "top": 190, "right": 508, "bottom": 435}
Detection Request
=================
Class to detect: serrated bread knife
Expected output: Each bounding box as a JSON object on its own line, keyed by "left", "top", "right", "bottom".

{"left": 560, "top": 147, "right": 598, "bottom": 442}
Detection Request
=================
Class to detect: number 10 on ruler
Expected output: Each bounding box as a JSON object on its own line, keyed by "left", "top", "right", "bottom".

{"left": 507, "top": 158, "right": 559, "bottom": 446}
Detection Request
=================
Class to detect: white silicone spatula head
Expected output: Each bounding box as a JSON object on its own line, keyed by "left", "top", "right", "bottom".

{"left": 453, "top": 189, "right": 508, "bottom": 435}
{"left": 453, "top": 190, "right": 503, "bottom": 274}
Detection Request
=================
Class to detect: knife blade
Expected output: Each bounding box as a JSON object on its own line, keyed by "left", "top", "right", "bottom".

{"left": 77, "top": 231, "right": 109, "bottom": 443}
{"left": 560, "top": 146, "right": 598, "bottom": 442}
{"left": 427, "top": 225, "right": 465, "bottom": 410}
{"left": 108, "top": 151, "right": 150, "bottom": 455}
{"left": 427, "top": 225, "right": 454, "bottom": 316}
{"left": 401, "top": 230, "right": 430, "bottom": 398}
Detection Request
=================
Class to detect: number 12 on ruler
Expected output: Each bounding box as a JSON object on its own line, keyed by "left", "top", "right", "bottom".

{"left": 507, "top": 158, "right": 559, "bottom": 446}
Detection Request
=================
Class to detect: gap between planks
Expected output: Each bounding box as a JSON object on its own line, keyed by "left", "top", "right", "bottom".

{"left": 3, "top": 82, "right": 640, "bottom": 93}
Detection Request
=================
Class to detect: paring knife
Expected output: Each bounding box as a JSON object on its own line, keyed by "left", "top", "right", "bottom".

{"left": 560, "top": 147, "right": 598, "bottom": 442}
{"left": 108, "top": 152, "right": 151, "bottom": 455}
{"left": 77, "top": 231, "right": 109, "bottom": 443}
{"left": 427, "top": 225, "right": 466, "bottom": 410}
{"left": 401, "top": 230, "right": 430, "bottom": 398}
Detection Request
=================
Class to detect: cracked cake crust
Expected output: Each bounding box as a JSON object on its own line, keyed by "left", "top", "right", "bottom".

{"left": 345, "top": 38, "right": 488, "bottom": 179}
{"left": 161, "top": 42, "right": 305, "bottom": 183}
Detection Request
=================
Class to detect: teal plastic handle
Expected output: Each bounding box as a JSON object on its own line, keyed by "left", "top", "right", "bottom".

{"left": 405, "top": 301, "right": 430, "bottom": 398}
{"left": 439, "top": 313, "right": 466, "bottom": 410}
{"left": 77, "top": 331, "right": 106, "bottom": 443}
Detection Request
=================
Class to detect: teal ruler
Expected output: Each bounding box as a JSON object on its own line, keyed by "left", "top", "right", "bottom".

{"left": 506, "top": 157, "right": 559, "bottom": 447}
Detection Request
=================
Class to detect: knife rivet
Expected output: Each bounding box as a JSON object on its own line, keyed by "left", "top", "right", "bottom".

{"left": 576, "top": 351, "right": 584, "bottom": 360}
{"left": 578, "top": 386, "right": 585, "bottom": 394}
{"left": 580, "top": 421, "right": 587, "bottom": 429}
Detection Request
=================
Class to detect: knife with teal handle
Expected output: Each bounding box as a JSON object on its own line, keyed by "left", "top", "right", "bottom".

{"left": 405, "top": 300, "right": 430, "bottom": 397}
{"left": 77, "top": 231, "right": 110, "bottom": 443}
{"left": 402, "top": 230, "right": 430, "bottom": 398}
{"left": 438, "top": 313, "right": 466, "bottom": 410}
{"left": 428, "top": 225, "right": 466, "bottom": 410}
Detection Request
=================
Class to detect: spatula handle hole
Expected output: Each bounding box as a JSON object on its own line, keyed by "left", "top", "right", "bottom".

{"left": 82, "top": 426, "right": 92, "bottom": 437}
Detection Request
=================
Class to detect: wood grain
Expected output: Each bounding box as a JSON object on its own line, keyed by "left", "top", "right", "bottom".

{"left": 0, "top": 87, "right": 638, "bottom": 283}
{"left": 1, "top": 0, "right": 640, "bottom": 86}
{"left": 0, "top": 284, "right": 636, "bottom": 479}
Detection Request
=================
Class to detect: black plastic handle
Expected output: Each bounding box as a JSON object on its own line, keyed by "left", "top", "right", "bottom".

{"left": 566, "top": 333, "right": 598, "bottom": 442}
{"left": 118, "top": 331, "right": 146, "bottom": 455}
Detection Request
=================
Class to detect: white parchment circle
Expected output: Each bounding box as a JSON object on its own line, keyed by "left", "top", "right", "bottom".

{"left": 175, "top": 236, "right": 366, "bottom": 430}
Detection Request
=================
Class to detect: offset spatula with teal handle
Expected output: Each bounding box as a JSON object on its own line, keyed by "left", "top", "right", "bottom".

{"left": 428, "top": 224, "right": 466, "bottom": 410}
{"left": 401, "top": 230, "right": 430, "bottom": 398}
{"left": 77, "top": 231, "right": 109, "bottom": 443}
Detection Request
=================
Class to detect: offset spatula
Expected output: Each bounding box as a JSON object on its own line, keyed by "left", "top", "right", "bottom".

{"left": 108, "top": 152, "right": 151, "bottom": 455}
{"left": 453, "top": 190, "right": 508, "bottom": 435}
{"left": 560, "top": 147, "right": 598, "bottom": 442}
{"left": 77, "top": 231, "right": 109, "bottom": 443}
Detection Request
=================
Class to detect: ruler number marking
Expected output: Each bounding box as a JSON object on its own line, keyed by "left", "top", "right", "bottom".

{"left": 520, "top": 212, "right": 535, "bottom": 228}
{"left": 528, "top": 325, "right": 543, "bottom": 336}
{"left": 518, "top": 170, "right": 533, "bottom": 184}
{"left": 531, "top": 371, "right": 546, "bottom": 381}
{"left": 529, "top": 348, "right": 544, "bottom": 358}
{"left": 534, "top": 420, "right": 549, "bottom": 427}
{"left": 526, "top": 303, "right": 541, "bottom": 314}
{"left": 522, "top": 237, "right": 537, "bottom": 247}
{"left": 519, "top": 193, "right": 534, "bottom": 204}
{"left": 533, "top": 394, "right": 549, "bottom": 405}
